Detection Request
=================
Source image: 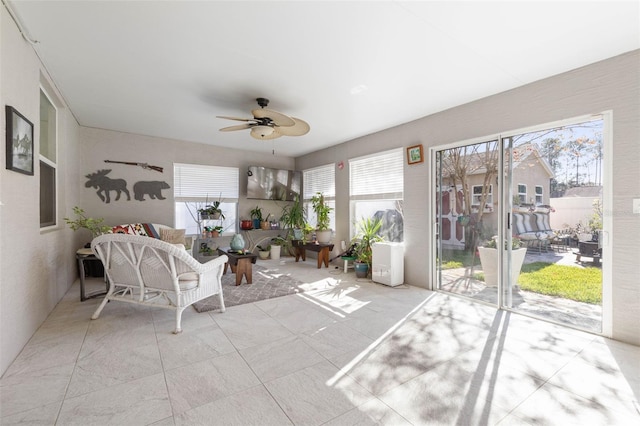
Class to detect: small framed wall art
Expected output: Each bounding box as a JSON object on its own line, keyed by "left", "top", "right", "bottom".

{"left": 5, "top": 105, "right": 34, "bottom": 175}
{"left": 406, "top": 144, "right": 423, "bottom": 165}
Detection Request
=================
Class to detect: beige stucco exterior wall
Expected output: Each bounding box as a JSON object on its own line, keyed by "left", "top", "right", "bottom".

{"left": 296, "top": 50, "right": 640, "bottom": 345}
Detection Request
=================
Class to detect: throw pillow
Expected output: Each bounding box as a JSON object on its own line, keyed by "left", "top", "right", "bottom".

{"left": 160, "top": 228, "right": 186, "bottom": 245}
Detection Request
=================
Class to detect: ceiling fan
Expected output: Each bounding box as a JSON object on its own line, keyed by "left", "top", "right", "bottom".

{"left": 217, "top": 98, "right": 310, "bottom": 140}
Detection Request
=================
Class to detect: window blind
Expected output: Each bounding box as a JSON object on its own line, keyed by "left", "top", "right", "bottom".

{"left": 174, "top": 163, "right": 239, "bottom": 202}
{"left": 303, "top": 164, "right": 335, "bottom": 200}
{"left": 349, "top": 148, "right": 404, "bottom": 200}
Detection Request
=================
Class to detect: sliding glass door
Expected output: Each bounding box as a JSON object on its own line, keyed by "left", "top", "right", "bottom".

{"left": 434, "top": 116, "right": 605, "bottom": 333}
{"left": 435, "top": 139, "right": 500, "bottom": 306}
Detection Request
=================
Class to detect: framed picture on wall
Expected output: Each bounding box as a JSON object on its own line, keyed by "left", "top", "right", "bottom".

{"left": 5, "top": 105, "right": 34, "bottom": 175}
{"left": 406, "top": 144, "right": 423, "bottom": 165}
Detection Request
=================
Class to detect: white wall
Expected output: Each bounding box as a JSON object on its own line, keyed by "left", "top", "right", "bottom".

{"left": 550, "top": 197, "right": 598, "bottom": 231}
{"left": 0, "top": 7, "right": 83, "bottom": 375}
{"left": 297, "top": 50, "right": 640, "bottom": 345}
{"left": 78, "top": 127, "right": 295, "bottom": 229}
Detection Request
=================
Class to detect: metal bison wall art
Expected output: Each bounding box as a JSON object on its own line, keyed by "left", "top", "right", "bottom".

{"left": 85, "top": 169, "right": 170, "bottom": 203}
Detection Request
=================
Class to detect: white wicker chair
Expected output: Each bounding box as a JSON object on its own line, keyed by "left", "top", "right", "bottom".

{"left": 91, "top": 234, "right": 227, "bottom": 333}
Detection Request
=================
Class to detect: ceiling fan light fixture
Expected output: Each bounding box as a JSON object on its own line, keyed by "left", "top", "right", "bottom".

{"left": 251, "top": 125, "right": 274, "bottom": 138}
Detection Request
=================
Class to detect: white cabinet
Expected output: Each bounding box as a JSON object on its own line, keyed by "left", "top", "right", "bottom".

{"left": 372, "top": 242, "right": 404, "bottom": 286}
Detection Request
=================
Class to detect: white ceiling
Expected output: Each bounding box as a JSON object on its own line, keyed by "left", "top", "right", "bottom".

{"left": 8, "top": 1, "right": 640, "bottom": 157}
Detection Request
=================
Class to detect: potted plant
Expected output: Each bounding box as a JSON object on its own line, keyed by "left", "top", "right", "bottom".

{"left": 199, "top": 242, "right": 216, "bottom": 256}
{"left": 250, "top": 205, "right": 263, "bottom": 229}
{"left": 352, "top": 217, "right": 384, "bottom": 278}
{"left": 257, "top": 244, "right": 271, "bottom": 260}
{"left": 64, "top": 206, "right": 112, "bottom": 240}
{"left": 204, "top": 225, "right": 224, "bottom": 238}
{"left": 281, "top": 195, "right": 307, "bottom": 238}
{"left": 311, "top": 192, "right": 333, "bottom": 243}
{"left": 261, "top": 213, "right": 272, "bottom": 230}
{"left": 477, "top": 236, "right": 526, "bottom": 287}
{"left": 269, "top": 236, "right": 286, "bottom": 260}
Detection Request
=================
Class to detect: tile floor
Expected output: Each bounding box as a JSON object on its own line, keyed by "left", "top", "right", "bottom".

{"left": 1, "top": 257, "right": 638, "bottom": 425}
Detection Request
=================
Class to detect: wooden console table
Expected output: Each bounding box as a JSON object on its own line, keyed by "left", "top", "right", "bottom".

{"left": 217, "top": 247, "right": 257, "bottom": 285}
{"left": 293, "top": 241, "right": 334, "bottom": 269}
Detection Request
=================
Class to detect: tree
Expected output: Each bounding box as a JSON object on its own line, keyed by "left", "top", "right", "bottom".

{"left": 440, "top": 141, "right": 499, "bottom": 251}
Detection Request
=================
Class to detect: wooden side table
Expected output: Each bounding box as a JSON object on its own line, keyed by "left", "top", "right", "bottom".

{"left": 218, "top": 247, "right": 257, "bottom": 285}
{"left": 76, "top": 248, "right": 108, "bottom": 301}
{"left": 295, "top": 242, "right": 335, "bottom": 268}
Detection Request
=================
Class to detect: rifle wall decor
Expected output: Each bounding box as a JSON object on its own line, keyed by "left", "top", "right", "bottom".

{"left": 104, "top": 160, "right": 163, "bottom": 173}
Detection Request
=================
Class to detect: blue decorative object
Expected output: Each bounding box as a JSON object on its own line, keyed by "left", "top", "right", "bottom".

{"left": 230, "top": 234, "right": 245, "bottom": 251}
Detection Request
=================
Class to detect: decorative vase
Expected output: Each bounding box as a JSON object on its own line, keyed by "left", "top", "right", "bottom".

{"left": 260, "top": 221, "right": 270, "bottom": 230}
{"left": 230, "top": 234, "right": 245, "bottom": 251}
{"left": 252, "top": 219, "right": 260, "bottom": 229}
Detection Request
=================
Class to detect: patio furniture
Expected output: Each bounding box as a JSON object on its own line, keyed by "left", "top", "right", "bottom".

{"left": 91, "top": 234, "right": 227, "bottom": 334}
{"left": 512, "top": 211, "right": 555, "bottom": 253}
{"left": 576, "top": 241, "right": 602, "bottom": 266}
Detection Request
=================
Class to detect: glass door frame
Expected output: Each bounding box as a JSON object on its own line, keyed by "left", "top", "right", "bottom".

{"left": 430, "top": 111, "right": 612, "bottom": 337}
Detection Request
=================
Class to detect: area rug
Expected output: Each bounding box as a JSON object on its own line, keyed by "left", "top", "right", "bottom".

{"left": 192, "top": 264, "right": 306, "bottom": 312}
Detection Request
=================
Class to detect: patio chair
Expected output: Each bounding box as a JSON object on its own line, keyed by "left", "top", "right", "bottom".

{"left": 91, "top": 234, "right": 227, "bottom": 333}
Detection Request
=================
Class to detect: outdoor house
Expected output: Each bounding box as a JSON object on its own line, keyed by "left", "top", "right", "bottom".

{"left": 438, "top": 143, "right": 554, "bottom": 249}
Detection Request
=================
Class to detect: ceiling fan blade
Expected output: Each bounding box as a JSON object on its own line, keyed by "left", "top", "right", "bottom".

{"left": 217, "top": 115, "right": 255, "bottom": 122}
{"left": 275, "top": 117, "right": 310, "bottom": 136}
{"left": 219, "top": 123, "right": 253, "bottom": 132}
{"left": 252, "top": 108, "right": 296, "bottom": 127}
{"left": 250, "top": 127, "right": 282, "bottom": 140}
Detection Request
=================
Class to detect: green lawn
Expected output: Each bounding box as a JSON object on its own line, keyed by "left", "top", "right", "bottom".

{"left": 440, "top": 250, "right": 602, "bottom": 305}
{"left": 439, "top": 249, "right": 476, "bottom": 269}
{"left": 517, "top": 262, "right": 602, "bottom": 304}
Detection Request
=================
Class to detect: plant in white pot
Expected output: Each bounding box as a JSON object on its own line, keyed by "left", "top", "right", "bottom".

{"left": 477, "top": 236, "right": 526, "bottom": 287}
{"left": 311, "top": 192, "right": 333, "bottom": 244}
{"left": 269, "top": 236, "right": 286, "bottom": 260}
{"left": 257, "top": 244, "right": 271, "bottom": 260}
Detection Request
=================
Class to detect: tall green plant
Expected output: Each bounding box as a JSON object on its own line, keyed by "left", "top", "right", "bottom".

{"left": 280, "top": 195, "right": 306, "bottom": 230}
{"left": 352, "top": 217, "right": 384, "bottom": 267}
{"left": 311, "top": 192, "right": 332, "bottom": 231}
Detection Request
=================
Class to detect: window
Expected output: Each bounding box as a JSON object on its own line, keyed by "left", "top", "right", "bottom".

{"left": 517, "top": 184, "right": 527, "bottom": 204}
{"left": 39, "top": 88, "right": 57, "bottom": 228}
{"left": 303, "top": 164, "right": 335, "bottom": 230}
{"left": 174, "top": 163, "right": 239, "bottom": 236}
{"left": 535, "top": 185, "right": 544, "bottom": 205}
{"left": 349, "top": 148, "right": 404, "bottom": 242}
{"left": 471, "top": 184, "right": 493, "bottom": 206}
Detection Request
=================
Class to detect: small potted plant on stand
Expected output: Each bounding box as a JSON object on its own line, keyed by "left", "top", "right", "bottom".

{"left": 250, "top": 206, "right": 263, "bottom": 230}
{"left": 311, "top": 192, "right": 333, "bottom": 244}
{"left": 281, "top": 195, "right": 307, "bottom": 255}
{"left": 64, "top": 206, "right": 112, "bottom": 245}
{"left": 352, "top": 217, "right": 384, "bottom": 278}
